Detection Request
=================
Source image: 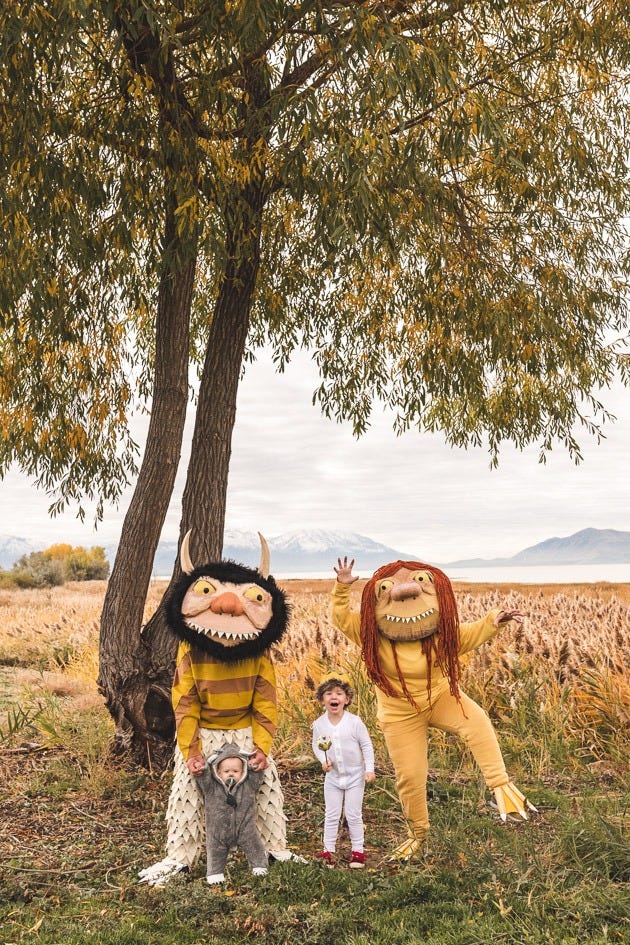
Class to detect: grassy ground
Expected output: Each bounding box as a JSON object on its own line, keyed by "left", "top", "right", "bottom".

{"left": 1, "top": 580, "right": 628, "bottom": 945}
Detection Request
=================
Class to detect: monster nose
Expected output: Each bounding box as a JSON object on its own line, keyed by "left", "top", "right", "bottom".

{"left": 390, "top": 582, "right": 423, "bottom": 601}
{"left": 210, "top": 592, "right": 245, "bottom": 616}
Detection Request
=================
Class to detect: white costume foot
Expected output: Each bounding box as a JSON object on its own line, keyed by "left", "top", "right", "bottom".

{"left": 207, "top": 873, "right": 225, "bottom": 885}
{"left": 269, "top": 849, "right": 308, "bottom": 864}
{"left": 138, "top": 858, "right": 188, "bottom": 886}
{"left": 252, "top": 867, "right": 268, "bottom": 876}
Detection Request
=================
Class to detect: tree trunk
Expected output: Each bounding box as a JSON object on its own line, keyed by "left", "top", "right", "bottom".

{"left": 98, "top": 194, "right": 196, "bottom": 769}
{"left": 139, "top": 181, "right": 266, "bottom": 750}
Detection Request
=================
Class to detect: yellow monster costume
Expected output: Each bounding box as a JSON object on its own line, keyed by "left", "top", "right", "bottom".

{"left": 331, "top": 557, "right": 535, "bottom": 859}
{"left": 138, "top": 532, "right": 295, "bottom": 886}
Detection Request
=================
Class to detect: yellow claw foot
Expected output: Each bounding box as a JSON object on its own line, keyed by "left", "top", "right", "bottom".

{"left": 492, "top": 782, "right": 538, "bottom": 822}
{"left": 387, "top": 836, "right": 423, "bottom": 862}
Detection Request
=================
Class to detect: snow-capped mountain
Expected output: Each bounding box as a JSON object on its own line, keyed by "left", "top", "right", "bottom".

{"left": 0, "top": 536, "right": 42, "bottom": 569}
{"left": 141, "top": 530, "right": 419, "bottom": 577}
{"left": 269, "top": 529, "right": 395, "bottom": 555}
{"left": 222, "top": 530, "right": 420, "bottom": 575}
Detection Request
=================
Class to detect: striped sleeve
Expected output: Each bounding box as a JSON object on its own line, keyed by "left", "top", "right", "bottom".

{"left": 171, "top": 641, "right": 202, "bottom": 760}
{"left": 251, "top": 653, "right": 278, "bottom": 756}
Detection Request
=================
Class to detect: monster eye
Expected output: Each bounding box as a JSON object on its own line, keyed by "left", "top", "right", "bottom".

{"left": 243, "top": 586, "right": 267, "bottom": 603}
{"left": 192, "top": 579, "right": 216, "bottom": 596}
{"left": 375, "top": 579, "right": 394, "bottom": 599}
{"left": 411, "top": 571, "right": 434, "bottom": 585}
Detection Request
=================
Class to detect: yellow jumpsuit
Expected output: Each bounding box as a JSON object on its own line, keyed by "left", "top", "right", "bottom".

{"left": 331, "top": 581, "right": 513, "bottom": 840}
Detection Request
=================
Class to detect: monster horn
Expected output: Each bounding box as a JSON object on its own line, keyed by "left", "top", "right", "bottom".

{"left": 180, "top": 530, "right": 195, "bottom": 574}
{"left": 258, "top": 532, "right": 270, "bottom": 578}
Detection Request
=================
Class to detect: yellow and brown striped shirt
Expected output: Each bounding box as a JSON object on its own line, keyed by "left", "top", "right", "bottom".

{"left": 171, "top": 640, "right": 278, "bottom": 760}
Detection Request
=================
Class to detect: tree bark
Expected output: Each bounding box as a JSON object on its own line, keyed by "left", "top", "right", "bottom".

{"left": 139, "top": 180, "right": 267, "bottom": 755}
{"left": 98, "top": 193, "right": 195, "bottom": 769}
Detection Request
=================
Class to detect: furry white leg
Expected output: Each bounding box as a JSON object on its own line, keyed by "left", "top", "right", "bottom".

{"left": 138, "top": 858, "right": 188, "bottom": 886}
{"left": 268, "top": 849, "right": 308, "bottom": 863}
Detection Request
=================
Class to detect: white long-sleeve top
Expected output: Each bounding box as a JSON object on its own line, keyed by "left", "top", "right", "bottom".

{"left": 312, "top": 711, "right": 375, "bottom": 790}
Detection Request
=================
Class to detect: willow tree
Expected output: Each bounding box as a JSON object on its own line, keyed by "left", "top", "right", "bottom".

{"left": 1, "top": 1, "right": 628, "bottom": 766}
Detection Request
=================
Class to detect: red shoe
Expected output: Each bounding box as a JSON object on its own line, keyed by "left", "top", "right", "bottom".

{"left": 350, "top": 851, "right": 367, "bottom": 869}
{"left": 316, "top": 851, "right": 335, "bottom": 867}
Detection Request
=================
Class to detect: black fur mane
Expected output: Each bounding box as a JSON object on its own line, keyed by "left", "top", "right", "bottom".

{"left": 166, "top": 559, "right": 290, "bottom": 663}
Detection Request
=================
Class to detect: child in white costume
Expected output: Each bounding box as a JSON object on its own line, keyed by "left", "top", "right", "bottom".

{"left": 312, "top": 672, "right": 375, "bottom": 868}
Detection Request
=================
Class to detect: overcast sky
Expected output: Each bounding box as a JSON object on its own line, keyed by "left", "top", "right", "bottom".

{"left": 2, "top": 346, "right": 629, "bottom": 562}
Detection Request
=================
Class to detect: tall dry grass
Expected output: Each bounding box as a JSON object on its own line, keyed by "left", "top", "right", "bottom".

{"left": 0, "top": 579, "right": 628, "bottom": 778}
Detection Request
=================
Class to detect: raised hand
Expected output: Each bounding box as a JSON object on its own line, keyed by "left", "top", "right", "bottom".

{"left": 334, "top": 556, "right": 359, "bottom": 584}
{"left": 494, "top": 609, "right": 526, "bottom": 627}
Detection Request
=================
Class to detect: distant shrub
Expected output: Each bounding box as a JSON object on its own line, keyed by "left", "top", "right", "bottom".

{"left": 64, "top": 546, "right": 109, "bottom": 581}
{"left": 11, "top": 552, "right": 65, "bottom": 587}
{"left": 0, "top": 545, "right": 110, "bottom": 587}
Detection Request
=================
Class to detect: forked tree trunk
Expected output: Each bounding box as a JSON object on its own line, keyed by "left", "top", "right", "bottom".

{"left": 140, "top": 185, "right": 265, "bottom": 685}
{"left": 100, "top": 180, "right": 266, "bottom": 770}
{"left": 98, "top": 194, "right": 196, "bottom": 769}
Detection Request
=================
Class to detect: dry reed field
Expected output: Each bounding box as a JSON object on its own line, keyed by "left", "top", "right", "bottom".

{"left": 0, "top": 578, "right": 628, "bottom": 945}
{"left": 1, "top": 576, "right": 628, "bottom": 774}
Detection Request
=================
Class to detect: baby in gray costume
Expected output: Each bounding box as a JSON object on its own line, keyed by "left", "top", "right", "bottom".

{"left": 196, "top": 742, "right": 268, "bottom": 885}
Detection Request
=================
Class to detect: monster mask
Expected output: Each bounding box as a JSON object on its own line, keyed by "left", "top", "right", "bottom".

{"left": 360, "top": 560, "right": 462, "bottom": 705}
{"left": 166, "top": 532, "right": 289, "bottom": 662}
{"left": 373, "top": 566, "right": 440, "bottom": 642}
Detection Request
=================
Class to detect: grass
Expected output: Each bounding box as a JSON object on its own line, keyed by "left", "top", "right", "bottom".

{"left": 0, "top": 580, "right": 628, "bottom": 944}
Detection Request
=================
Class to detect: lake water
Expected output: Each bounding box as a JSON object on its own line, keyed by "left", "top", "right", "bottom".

{"left": 273, "top": 563, "right": 630, "bottom": 584}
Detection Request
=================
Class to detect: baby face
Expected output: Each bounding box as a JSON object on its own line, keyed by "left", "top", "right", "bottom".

{"left": 217, "top": 756, "right": 244, "bottom": 784}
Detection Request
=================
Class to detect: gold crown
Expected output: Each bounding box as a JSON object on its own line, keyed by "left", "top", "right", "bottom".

{"left": 319, "top": 671, "right": 352, "bottom": 687}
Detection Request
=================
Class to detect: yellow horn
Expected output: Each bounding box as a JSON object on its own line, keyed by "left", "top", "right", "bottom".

{"left": 180, "top": 530, "right": 194, "bottom": 574}
{"left": 258, "top": 532, "right": 270, "bottom": 578}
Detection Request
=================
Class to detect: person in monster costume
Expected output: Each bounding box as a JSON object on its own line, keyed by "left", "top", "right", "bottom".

{"left": 331, "top": 556, "right": 536, "bottom": 860}
{"left": 139, "top": 532, "right": 297, "bottom": 886}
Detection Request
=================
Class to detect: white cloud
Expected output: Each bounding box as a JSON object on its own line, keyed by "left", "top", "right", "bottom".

{"left": 1, "top": 347, "right": 629, "bottom": 562}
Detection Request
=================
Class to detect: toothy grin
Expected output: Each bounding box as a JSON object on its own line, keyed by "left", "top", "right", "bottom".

{"left": 186, "top": 619, "right": 259, "bottom": 641}
{"left": 385, "top": 608, "right": 436, "bottom": 624}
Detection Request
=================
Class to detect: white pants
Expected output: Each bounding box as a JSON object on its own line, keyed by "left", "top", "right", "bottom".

{"left": 323, "top": 777, "right": 365, "bottom": 852}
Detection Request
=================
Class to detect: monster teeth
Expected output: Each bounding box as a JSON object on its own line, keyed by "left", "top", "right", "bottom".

{"left": 207, "top": 628, "right": 257, "bottom": 640}
{"left": 386, "top": 608, "right": 435, "bottom": 624}
{"left": 185, "top": 620, "right": 257, "bottom": 640}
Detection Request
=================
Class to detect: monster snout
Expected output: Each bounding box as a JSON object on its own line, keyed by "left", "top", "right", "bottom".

{"left": 210, "top": 592, "right": 245, "bottom": 616}
{"left": 390, "top": 582, "right": 423, "bottom": 602}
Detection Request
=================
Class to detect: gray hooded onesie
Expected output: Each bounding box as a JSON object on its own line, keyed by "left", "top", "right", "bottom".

{"left": 197, "top": 742, "right": 268, "bottom": 876}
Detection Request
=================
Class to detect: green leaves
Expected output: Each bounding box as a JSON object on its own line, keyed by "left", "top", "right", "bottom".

{"left": 1, "top": 0, "right": 629, "bottom": 514}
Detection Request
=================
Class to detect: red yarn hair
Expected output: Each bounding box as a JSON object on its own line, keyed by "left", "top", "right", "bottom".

{"left": 359, "top": 560, "right": 462, "bottom": 708}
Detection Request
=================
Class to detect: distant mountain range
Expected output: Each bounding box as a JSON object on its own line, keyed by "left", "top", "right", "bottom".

{"left": 1, "top": 527, "right": 629, "bottom": 574}
{"left": 446, "top": 528, "right": 630, "bottom": 568}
